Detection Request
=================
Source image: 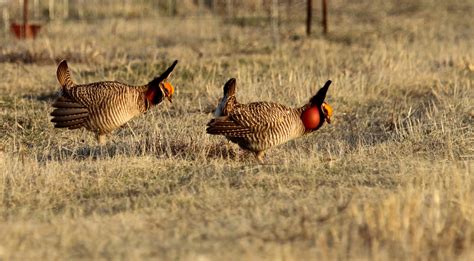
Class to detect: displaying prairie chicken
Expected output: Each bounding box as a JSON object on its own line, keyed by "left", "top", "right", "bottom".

{"left": 51, "top": 59, "right": 178, "bottom": 145}
{"left": 207, "top": 78, "right": 333, "bottom": 162}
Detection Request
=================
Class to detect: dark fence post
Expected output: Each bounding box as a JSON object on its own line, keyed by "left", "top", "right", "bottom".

{"left": 322, "top": 0, "right": 328, "bottom": 34}
{"left": 306, "top": 0, "right": 312, "bottom": 35}
{"left": 23, "top": 0, "right": 28, "bottom": 38}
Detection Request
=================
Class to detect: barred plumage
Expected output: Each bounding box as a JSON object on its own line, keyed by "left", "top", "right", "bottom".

{"left": 51, "top": 60, "right": 178, "bottom": 145}
{"left": 207, "top": 78, "right": 333, "bottom": 162}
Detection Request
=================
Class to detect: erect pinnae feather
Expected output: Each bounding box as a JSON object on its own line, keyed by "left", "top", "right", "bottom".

{"left": 56, "top": 60, "right": 75, "bottom": 89}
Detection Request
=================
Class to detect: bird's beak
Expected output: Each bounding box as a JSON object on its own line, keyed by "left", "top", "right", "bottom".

{"left": 325, "top": 116, "right": 331, "bottom": 124}
{"left": 162, "top": 82, "right": 174, "bottom": 103}
{"left": 322, "top": 102, "right": 333, "bottom": 124}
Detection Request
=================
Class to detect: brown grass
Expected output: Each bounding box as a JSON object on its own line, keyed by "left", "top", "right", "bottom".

{"left": 0, "top": 0, "right": 473, "bottom": 259}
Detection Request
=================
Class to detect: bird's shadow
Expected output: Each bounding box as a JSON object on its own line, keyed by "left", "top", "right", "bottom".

{"left": 23, "top": 92, "right": 59, "bottom": 103}
{"left": 36, "top": 138, "right": 240, "bottom": 163}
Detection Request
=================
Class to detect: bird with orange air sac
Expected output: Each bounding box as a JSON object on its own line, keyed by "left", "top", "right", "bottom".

{"left": 207, "top": 78, "right": 333, "bottom": 163}
{"left": 50, "top": 60, "right": 178, "bottom": 145}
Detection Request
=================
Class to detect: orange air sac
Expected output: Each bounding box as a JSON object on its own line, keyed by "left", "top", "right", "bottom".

{"left": 301, "top": 107, "right": 321, "bottom": 130}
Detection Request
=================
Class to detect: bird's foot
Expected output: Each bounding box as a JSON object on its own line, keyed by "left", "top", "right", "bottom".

{"left": 96, "top": 134, "right": 106, "bottom": 146}
{"left": 255, "top": 151, "right": 265, "bottom": 164}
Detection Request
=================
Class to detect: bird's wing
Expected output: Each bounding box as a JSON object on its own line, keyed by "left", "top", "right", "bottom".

{"left": 50, "top": 82, "right": 140, "bottom": 129}
{"left": 206, "top": 102, "right": 294, "bottom": 137}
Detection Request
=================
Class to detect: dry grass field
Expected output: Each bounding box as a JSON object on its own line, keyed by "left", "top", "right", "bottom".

{"left": 0, "top": 0, "right": 473, "bottom": 259}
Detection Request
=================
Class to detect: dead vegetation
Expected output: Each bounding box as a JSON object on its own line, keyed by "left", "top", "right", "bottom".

{"left": 0, "top": 0, "right": 473, "bottom": 259}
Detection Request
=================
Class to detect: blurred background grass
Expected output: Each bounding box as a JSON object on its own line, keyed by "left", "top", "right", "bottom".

{"left": 0, "top": 0, "right": 473, "bottom": 259}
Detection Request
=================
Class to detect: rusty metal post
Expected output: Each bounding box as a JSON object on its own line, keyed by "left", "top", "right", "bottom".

{"left": 226, "top": 0, "right": 232, "bottom": 17}
{"left": 23, "top": 0, "right": 28, "bottom": 38}
{"left": 11, "top": 0, "right": 41, "bottom": 39}
{"left": 306, "top": 0, "right": 312, "bottom": 35}
{"left": 322, "top": 0, "right": 327, "bottom": 34}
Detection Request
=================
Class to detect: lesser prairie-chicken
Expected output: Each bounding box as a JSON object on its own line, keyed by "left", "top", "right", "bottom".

{"left": 207, "top": 78, "right": 333, "bottom": 162}
{"left": 50, "top": 60, "right": 178, "bottom": 145}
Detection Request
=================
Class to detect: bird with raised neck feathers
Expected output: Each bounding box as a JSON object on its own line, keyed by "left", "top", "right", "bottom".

{"left": 207, "top": 78, "right": 333, "bottom": 162}
{"left": 51, "top": 60, "right": 178, "bottom": 145}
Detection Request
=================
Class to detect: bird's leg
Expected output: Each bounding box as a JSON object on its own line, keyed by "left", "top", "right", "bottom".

{"left": 255, "top": 151, "right": 265, "bottom": 164}
{"left": 96, "top": 133, "right": 106, "bottom": 146}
